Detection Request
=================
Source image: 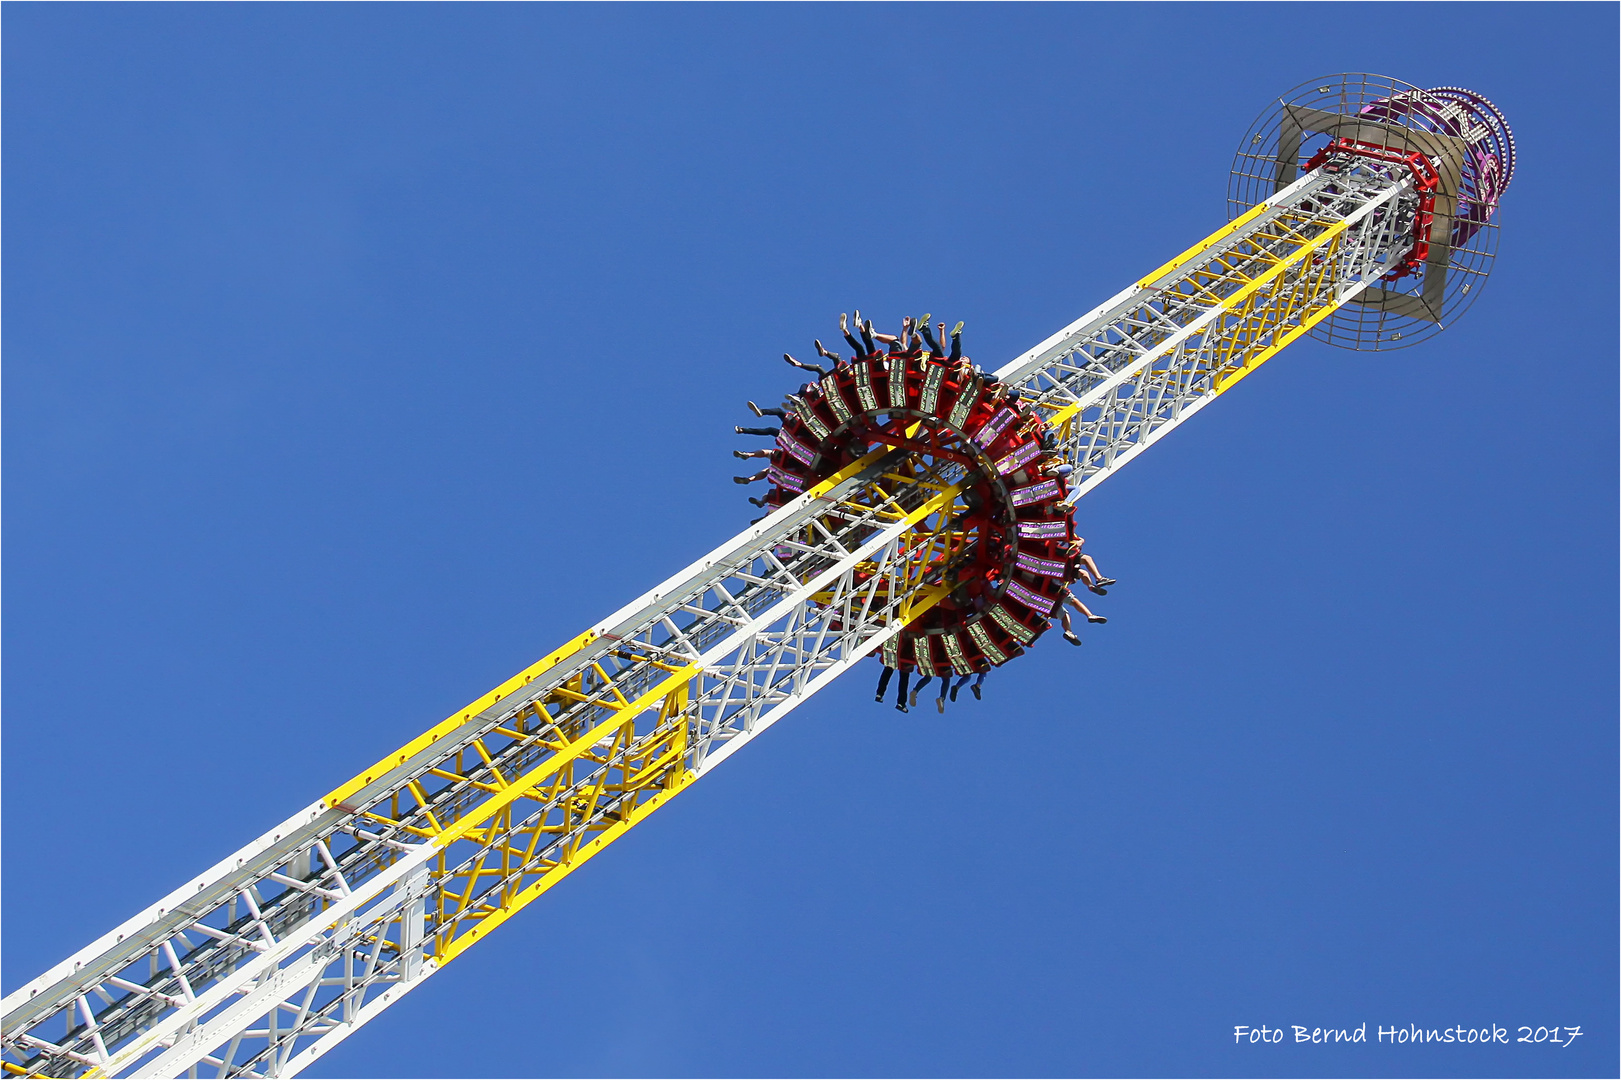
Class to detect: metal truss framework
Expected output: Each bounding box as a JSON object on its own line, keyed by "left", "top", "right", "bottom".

{"left": 5, "top": 151, "right": 1419, "bottom": 1079}
{"left": 1000, "top": 166, "right": 1414, "bottom": 492}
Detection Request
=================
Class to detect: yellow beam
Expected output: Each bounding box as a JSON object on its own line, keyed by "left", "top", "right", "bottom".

{"left": 1137, "top": 199, "right": 1272, "bottom": 290}
{"left": 324, "top": 626, "right": 601, "bottom": 810}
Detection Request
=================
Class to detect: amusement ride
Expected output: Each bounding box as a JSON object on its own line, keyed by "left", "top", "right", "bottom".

{"left": 3, "top": 74, "right": 1514, "bottom": 1078}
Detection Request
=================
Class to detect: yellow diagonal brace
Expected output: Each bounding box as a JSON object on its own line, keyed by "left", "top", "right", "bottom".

{"left": 433, "top": 768, "right": 699, "bottom": 965}
{"left": 324, "top": 625, "right": 600, "bottom": 810}
{"left": 433, "top": 573, "right": 960, "bottom": 967}
{"left": 431, "top": 663, "right": 701, "bottom": 847}
{"left": 1213, "top": 271, "right": 1348, "bottom": 395}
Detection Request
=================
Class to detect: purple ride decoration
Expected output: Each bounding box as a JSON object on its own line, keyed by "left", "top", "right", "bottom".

{"left": 769, "top": 465, "right": 806, "bottom": 493}
{"left": 1359, "top": 86, "right": 1514, "bottom": 246}
{"left": 1015, "top": 551, "right": 1066, "bottom": 578}
{"left": 1010, "top": 478, "right": 1062, "bottom": 507}
{"left": 1004, "top": 577, "right": 1057, "bottom": 616}
{"left": 777, "top": 428, "right": 817, "bottom": 467}
{"left": 1017, "top": 518, "right": 1071, "bottom": 540}
{"left": 973, "top": 408, "right": 1017, "bottom": 448}
{"left": 994, "top": 439, "right": 1042, "bottom": 477}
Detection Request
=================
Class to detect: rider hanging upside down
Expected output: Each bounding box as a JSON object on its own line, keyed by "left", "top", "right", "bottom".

{"left": 737, "top": 310, "right": 1120, "bottom": 680}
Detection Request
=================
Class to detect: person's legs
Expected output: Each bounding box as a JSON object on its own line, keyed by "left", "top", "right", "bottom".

{"left": 1073, "top": 564, "right": 1107, "bottom": 595}
{"left": 919, "top": 321, "right": 942, "bottom": 356}
{"left": 840, "top": 313, "right": 865, "bottom": 357}
{"left": 972, "top": 670, "right": 988, "bottom": 699}
{"left": 896, "top": 668, "right": 911, "bottom": 711}
{"left": 733, "top": 448, "right": 772, "bottom": 460}
{"left": 843, "top": 331, "right": 865, "bottom": 356}
{"left": 747, "top": 401, "right": 793, "bottom": 421}
{"left": 860, "top": 319, "right": 877, "bottom": 355}
{"left": 784, "top": 353, "right": 830, "bottom": 378}
{"left": 1059, "top": 606, "right": 1082, "bottom": 646}
{"left": 733, "top": 469, "right": 770, "bottom": 485}
{"left": 909, "top": 674, "right": 933, "bottom": 707}
{"left": 735, "top": 426, "right": 781, "bottom": 437}
{"left": 948, "top": 321, "right": 963, "bottom": 362}
{"left": 876, "top": 666, "right": 894, "bottom": 702}
{"left": 1080, "top": 553, "right": 1116, "bottom": 586}
{"left": 950, "top": 673, "right": 971, "bottom": 700}
{"left": 1066, "top": 591, "right": 1107, "bottom": 624}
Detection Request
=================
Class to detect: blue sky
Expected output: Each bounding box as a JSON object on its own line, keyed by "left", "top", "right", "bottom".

{"left": 4, "top": 4, "right": 1615, "bottom": 1078}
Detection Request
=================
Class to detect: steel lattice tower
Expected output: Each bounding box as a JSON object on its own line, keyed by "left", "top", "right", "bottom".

{"left": 2, "top": 74, "right": 1514, "bottom": 1079}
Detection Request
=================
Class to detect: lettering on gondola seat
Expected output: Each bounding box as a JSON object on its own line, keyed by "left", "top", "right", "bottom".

{"left": 974, "top": 407, "right": 1017, "bottom": 448}
{"left": 918, "top": 363, "right": 947, "bottom": 416}
{"left": 948, "top": 383, "right": 980, "bottom": 430}
{"left": 854, "top": 361, "right": 879, "bottom": 412}
{"left": 1017, "top": 517, "right": 1071, "bottom": 540}
{"left": 768, "top": 464, "right": 807, "bottom": 493}
{"left": 1014, "top": 550, "right": 1066, "bottom": 578}
{"left": 880, "top": 635, "right": 900, "bottom": 670}
{"left": 986, "top": 603, "right": 1037, "bottom": 645}
{"left": 1010, "top": 478, "right": 1062, "bottom": 507}
{"left": 994, "top": 439, "right": 1042, "bottom": 476}
{"left": 941, "top": 631, "right": 973, "bottom": 675}
{"left": 1004, "top": 577, "right": 1057, "bottom": 616}
{"left": 777, "top": 427, "right": 817, "bottom": 466}
{"left": 913, "top": 633, "right": 938, "bottom": 677}
{"left": 888, "top": 354, "right": 909, "bottom": 410}
{"left": 967, "top": 619, "right": 1009, "bottom": 663}
{"left": 793, "top": 395, "right": 830, "bottom": 440}
{"left": 821, "top": 372, "right": 853, "bottom": 423}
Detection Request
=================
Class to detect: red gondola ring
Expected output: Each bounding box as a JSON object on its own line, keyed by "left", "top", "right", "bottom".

{"left": 759, "top": 348, "right": 1080, "bottom": 678}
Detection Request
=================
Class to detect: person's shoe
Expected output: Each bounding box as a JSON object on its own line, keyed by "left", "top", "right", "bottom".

{"left": 951, "top": 321, "right": 964, "bottom": 336}
{"left": 733, "top": 450, "right": 751, "bottom": 459}
{"left": 783, "top": 352, "right": 800, "bottom": 366}
{"left": 734, "top": 426, "right": 746, "bottom": 434}
{"left": 908, "top": 689, "right": 920, "bottom": 707}
{"left": 748, "top": 400, "right": 764, "bottom": 417}
{"left": 1089, "top": 585, "right": 1108, "bottom": 596}
{"left": 875, "top": 693, "right": 884, "bottom": 703}
{"left": 895, "top": 702, "right": 908, "bottom": 713}
{"left": 1095, "top": 577, "right": 1117, "bottom": 587}
{"left": 1087, "top": 615, "right": 1108, "bottom": 624}
{"left": 1063, "top": 631, "right": 1082, "bottom": 646}
{"left": 936, "top": 697, "right": 945, "bottom": 714}
{"left": 949, "top": 685, "right": 959, "bottom": 701}
{"left": 971, "top": 684, "right": 982, "bottom": 700}
{"left": 732, "top": 476, "right": 751, "bottom": 485}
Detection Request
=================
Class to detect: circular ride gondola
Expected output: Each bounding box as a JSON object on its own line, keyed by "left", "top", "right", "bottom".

{"left": 754, "top": 327, "right": 1080, "bottom": 682}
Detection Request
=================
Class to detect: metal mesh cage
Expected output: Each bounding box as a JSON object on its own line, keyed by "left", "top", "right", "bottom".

{"left": 1229, "top": 73, "right": 1512, "bottom": 351}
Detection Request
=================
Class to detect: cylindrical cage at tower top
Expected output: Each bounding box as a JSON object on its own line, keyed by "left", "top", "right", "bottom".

{"left": 759, "top": 340, "right": 1080, "bottom": 677}
{"left": 1229, "top": 74, "right": 1514, "bottom": 351}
